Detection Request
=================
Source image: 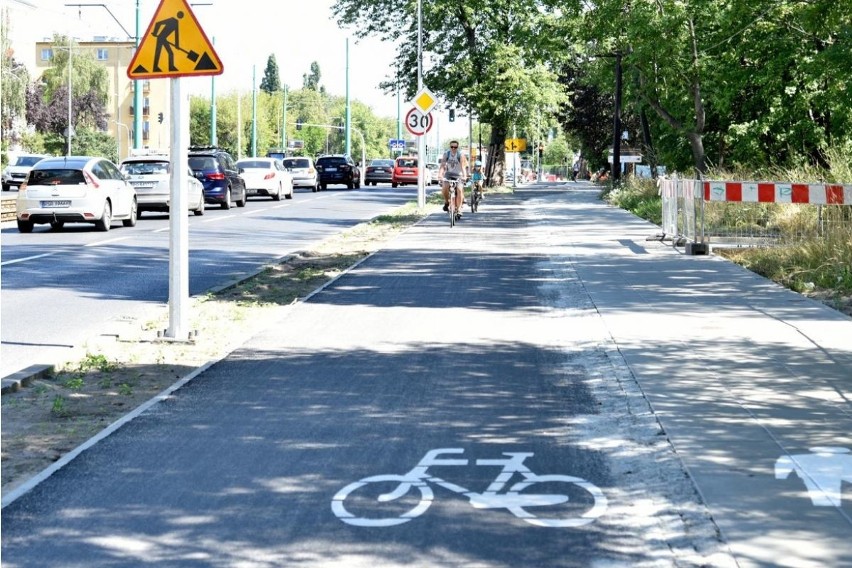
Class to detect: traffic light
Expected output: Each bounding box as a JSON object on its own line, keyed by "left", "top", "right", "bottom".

{"left": 296, "top": 119, "right": 303, "bottom": 131}
{"left": 157, "top": 112, "right": 163, "bottom": 124}
{"left": 448, "top": 109, "right": 455, "bottom": 122}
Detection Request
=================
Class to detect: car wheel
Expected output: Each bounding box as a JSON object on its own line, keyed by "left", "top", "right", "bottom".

{"left": 2, "top": 183, "right": 9, "bottom": 191}
{"left": 272, "top": 183, "right": 282, "bottom": 201}
{"left": 321, "top": 183, "right": 327, "bottom": 191}
{"left": 17, "top": 219, "right": 34, "bottom": 233}
{"left": 285, "top": 184, "right": 293, "bottom": 199}
{"left": 96, "top": 201, "right": 112, "bottom": 231}
{"left": 194, "top": 199, "right": 205, "bottom": 215}
{"left": 347, "top": 181, "right": 354, "bottom": 190}
{"left": 312, "top": 185, "right": 318, "bottom": 193}
{"left": 222, "top": 188, "right": 232, "bottom": 210}
{"left": 236, "top": 189, "right": 247, "bottom": 207}
{"left": 392, "top": 182, "right": 398, "bottom": 188}
{"left": 122, "top": 198, "right": 138, "bottom": 227}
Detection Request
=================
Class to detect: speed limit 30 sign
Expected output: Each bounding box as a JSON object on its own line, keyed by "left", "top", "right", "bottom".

{"left": 405, "top": 107, "right": 434, "bottom": 136}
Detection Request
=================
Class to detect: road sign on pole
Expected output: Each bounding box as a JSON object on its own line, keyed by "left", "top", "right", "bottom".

{"left": 405, "top": 107, "right": 433, "bottom": 137}
{"left": 127, "top": 0, "right": 222, "bottom": 79}
{"left": 389, "top": 138, "right": 406, "bottom": 152}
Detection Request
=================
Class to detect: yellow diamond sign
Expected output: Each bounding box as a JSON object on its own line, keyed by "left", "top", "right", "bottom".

{"left": 412, "top": 87, "right": 437, "bottom": 115}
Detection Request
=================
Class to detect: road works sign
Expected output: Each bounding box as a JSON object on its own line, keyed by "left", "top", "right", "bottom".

{"left": 127, "top": 0, "right": 222, "bottom": 79}
{"left": 505, "top": 138, "right": 527, "bottom": 152}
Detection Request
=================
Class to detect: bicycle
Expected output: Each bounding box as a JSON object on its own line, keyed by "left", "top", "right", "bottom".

{"left": 469, "top": 177, "right": 483, "bottom": 213}
{"left": 331, "top": 448, "right": 608, "bottom": 528}
{"left": 443, "top": 177, "right": 464, "bottom": 227}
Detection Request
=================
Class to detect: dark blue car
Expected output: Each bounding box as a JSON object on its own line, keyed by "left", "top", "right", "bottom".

{"left": 188, "top": 147, "right": 247, "bottom": 210}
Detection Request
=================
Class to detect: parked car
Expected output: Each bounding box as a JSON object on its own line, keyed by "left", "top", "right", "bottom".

{"left": 15, "top": 156, "right": 137, "bottom": 233}
{"left": 236, "top": 157, "right": 293, "bottom": 201}
{"left": 188, "top": 146, "right": 247, "bottom": 209}
{"left": 3, "top": 154, "right": 50, "bottom": 191}
{"left": 364, "top": 158, "right": 394, "bottom": 186}
{"left": 281, "top": 156, "right": 319, "bottom": 192}
{"left": 392, "top": 156, "right": 430, "bottom": 187}
{"left": 119, "top": 154, "right": 205, "bottom": 216}
{"left": 315, "top": 154, "right": 361, "bottom": 190}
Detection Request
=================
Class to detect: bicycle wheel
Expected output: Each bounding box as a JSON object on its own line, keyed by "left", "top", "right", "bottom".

{"left": 331, "top": 474, "right": 434, "bottom": 527}
{"left": 449, "top": 188, "right": 456, "bottom": 227}
{"left": 507, "top": 474, "right": 607, "bottom": 527}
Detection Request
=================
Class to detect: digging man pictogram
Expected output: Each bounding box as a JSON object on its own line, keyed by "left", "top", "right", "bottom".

{"left": 152, "top": 11, "right": 184, "bottom": 72}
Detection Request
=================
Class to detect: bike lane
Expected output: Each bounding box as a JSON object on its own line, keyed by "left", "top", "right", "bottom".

{"left": 2, "top": 187, "right": 736, "bottom": 566}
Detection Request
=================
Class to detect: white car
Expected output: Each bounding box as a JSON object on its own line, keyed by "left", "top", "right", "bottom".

{"left": 237, "top": 157, "right": 293, "bottom": 200}
{"left": 3, "top": 154, "right": 50, "bottom": 191}
{"left": 281, "top": 156, "right": 318, "bottom": 191}
{"left": 119, "top": 154, "right": 205, "bottom": 217}
{"left": 16, "top": 156, "right": 137, "bottom": 233}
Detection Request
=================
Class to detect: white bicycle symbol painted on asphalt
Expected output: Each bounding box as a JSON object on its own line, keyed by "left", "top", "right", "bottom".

{"left": 331, "top": 448, "right": 608, "bottom": 528}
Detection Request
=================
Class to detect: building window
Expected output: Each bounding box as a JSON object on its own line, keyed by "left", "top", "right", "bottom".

{"left": 143, "top": 121, "right": 150, "bottom": 142}
{"left": 41, "top": 48, "right": 53, "bottom": 61}
{"left": 97, "top": 48, "right": 108, "bottom": 61}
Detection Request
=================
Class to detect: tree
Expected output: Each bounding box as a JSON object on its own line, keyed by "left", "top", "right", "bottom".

{"left": 303, "top": 61, "right": 321, "bottom": 91}
{"left": 259, "top": 54, "right": 281, "bottom": 94}
{"left": 26, "top": 36, "right": 110, "bottom": 154}
{"left": 333, "top": 0, "right": 576, "bottom": 185}
{"left": 1, "top": 21, "right": 30, "bottom": 150}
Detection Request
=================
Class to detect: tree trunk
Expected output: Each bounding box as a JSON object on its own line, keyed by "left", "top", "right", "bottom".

{"left": 486, "top": 120, "right": 508, "bottom": 186}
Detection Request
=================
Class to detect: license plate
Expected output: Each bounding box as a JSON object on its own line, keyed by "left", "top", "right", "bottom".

{"left": 325, "top": 167, "right": 337, "bottom": 172}
{"left": 41, "top": 200, "right": 71, "bottom": 208}
{"left": 132, "top": 182, "right": 156, "bottom": 188}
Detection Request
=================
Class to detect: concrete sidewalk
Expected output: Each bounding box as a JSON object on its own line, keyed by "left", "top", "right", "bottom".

{"left": 519, "top": 182, "right": 852, "bottom": 567}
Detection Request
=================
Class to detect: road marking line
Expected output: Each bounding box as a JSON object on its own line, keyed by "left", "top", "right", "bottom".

{"left": 1, "top": 252, "right": 56, "bottom": 266}
{"left": 85, "top": 237, "right": 130, "bottom": 247}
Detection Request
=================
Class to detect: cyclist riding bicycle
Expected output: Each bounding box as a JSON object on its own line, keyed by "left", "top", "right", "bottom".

{"left": 471, "top": 159, "right": 484, "bottom": 196}
{"left": 439, "top": 140, "right": 469, "bottom": 217}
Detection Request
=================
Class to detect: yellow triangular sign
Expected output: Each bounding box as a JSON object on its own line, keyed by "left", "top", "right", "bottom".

{"left": 127, "top": 0, "right": 222, "bottom": 79}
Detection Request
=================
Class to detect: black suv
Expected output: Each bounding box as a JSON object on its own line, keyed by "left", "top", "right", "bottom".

{"left": 315, "top": 154, "right": 361, "bottom": 190}
{"left": 188, "top": 146, "right": 247, "bottom": 209}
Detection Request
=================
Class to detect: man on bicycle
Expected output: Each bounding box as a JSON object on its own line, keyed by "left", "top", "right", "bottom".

{"left": 439, "top": 140, "right": 469, "bottom": 216}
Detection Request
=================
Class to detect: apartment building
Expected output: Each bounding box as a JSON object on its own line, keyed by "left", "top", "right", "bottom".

{"left": 34, "top": 37, "right": 170, "bottom": 159}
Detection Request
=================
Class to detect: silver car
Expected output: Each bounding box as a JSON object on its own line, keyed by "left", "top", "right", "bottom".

{"left": 16, "top": 156, "right": 137, "bottom": 232}
{"left": 119, "top": 154, "right": 205, "bottom": 216}
{"left": 2, "top": 154, "right": 50, "bottom": 191}
{"left": 282, "top": 156, "right": 319, "bottom": 191}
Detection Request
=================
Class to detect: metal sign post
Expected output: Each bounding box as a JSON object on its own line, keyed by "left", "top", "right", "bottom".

{"left": 167, "top": 78, "right": 189, "bottom": 339}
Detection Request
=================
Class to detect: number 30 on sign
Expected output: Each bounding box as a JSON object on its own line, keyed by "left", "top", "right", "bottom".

{"left": 405, "top": 107, "right": 433, "bottom": 136}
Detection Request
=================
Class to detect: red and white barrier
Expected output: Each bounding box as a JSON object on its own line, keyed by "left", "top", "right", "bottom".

{"left": 704, "top": 181, "right": 852, "bottom": 205}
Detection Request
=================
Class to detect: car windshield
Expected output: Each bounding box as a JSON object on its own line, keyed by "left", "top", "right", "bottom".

{"left": 397, "top": 158, "right": 417, "bottom": 167}
{"left": 120, "top": 160, "right": 169, "bottom": 176}
{"left": 237, "top": 160, "right": 271, "bottom": 169}
{"left": 320, "top": 157, "right": 347, "bottom": 166}
{"left": 371, "top": 160, "right": 392, "bottom": 167}
{"left": 284, "top": 159, "right": 310, "bottom": 168}
{"left": 188, "top": 156, "right": 218, "bottom": 171}
{"left": 15, "top": 156, "right": 44, "bottom": 167}
{"left": 28, "top": 169, "right": 86, "bottom": 186}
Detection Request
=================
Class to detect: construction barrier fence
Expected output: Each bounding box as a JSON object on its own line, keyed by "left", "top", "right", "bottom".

{"left": 658, "top": 177, "right": 852, "bottom": 252}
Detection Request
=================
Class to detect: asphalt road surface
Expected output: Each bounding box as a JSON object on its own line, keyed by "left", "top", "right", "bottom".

{"left": 4, "top": 183, "right": 850, "bottom": 567}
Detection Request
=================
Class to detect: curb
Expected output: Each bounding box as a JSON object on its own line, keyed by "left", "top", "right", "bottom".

{"left": 1, "top": 364, "right": 54, "bottom": 395}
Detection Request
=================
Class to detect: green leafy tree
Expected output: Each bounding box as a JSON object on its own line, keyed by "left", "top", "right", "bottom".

{"left": 303, "top": 61, "right": 321, "bottom": 91}
{"left": 1, "top": 24, "right": 30, "bottom": 150}
{"left": 333, "top": 0, "right": 574, "bottom": 185}
{"left": 26, "top": 36, "right": 110, "bottom": 155}
{"left": 259, "top": 54, "right": 282, "bottom": 94}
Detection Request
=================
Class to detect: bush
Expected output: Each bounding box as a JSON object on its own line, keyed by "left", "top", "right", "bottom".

{"left": 603, "top": 177, "right": 662, "bottom": 226}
